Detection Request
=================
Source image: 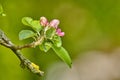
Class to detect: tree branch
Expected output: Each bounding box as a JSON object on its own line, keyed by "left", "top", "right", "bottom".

{"left": 0, "top": 29, "right": 44, "bottom": 76}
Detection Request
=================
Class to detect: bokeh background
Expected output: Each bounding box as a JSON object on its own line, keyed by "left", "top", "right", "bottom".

{"left": 0, "top": 0, "right": 120, "bottom": 80}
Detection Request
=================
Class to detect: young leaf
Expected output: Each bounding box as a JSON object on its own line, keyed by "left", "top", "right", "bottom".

{"left": 31, "top": 20, "right": 42, "bottom": 32}
{"left": 22, "top": 17, "right": 42, "bottom": 32}
{"left": 22, "top": 17, "right": 33, "bottom": 26}
{"left": 46, "top": 28, "right": 56, "bottom": 39}
{"left": 0, "top": 4, "right": 3, "bottom": 15}
{"left": 19, "top": 30, "right": 36, "bottom": 40}
{"left": 0, "top": 4, "right": 6, "bottom": 16}
{"left": 52, "top": 45, "right": 72, "bottom": 68}
{"left": 39, "top": 42, "right": 52, "bottom": 52}
{"left": 53, "top": 35, "right": 62, "bottom": 47}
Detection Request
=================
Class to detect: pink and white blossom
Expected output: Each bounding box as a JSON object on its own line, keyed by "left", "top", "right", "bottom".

{"left": 56, "top": 28, "right": 65, "bottom": 36}
{"left": 40, "top": 16, "right": 48, "bottom": 26}
{"left": 49, "top": 19, "right": 59, "bottom": 29}
{"left": 40, "top": 16, "right": 65, "bottom": 36}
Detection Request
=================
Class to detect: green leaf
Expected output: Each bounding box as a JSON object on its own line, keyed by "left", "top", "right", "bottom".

{"left": 46, "top": 28, "right": 56, "bottom": 39}
{"left": 19, "top": 30, "right": 36, "bottom": 40}
{"left": 0, "top": 4, "right": 3, "bottom": 15}
{"left": 53, "top": 35, "right": 62, "bottom": 47}
{"left": 39, "top": 42, "right": 52, "bottom": 52}
{"left": 0, "top": 4, "right": 6, "bottom": 16}
{"left": 22, "top": 17, "right": 42, "bottom": 32}
{"left": 52, "top": 45, "right": 72, "bottom": 68}
{"left": 31, "top": 20, "right": 42, "bottom": 32}
{"left": 22, "top": 17, "right": 33, "bottom": 26}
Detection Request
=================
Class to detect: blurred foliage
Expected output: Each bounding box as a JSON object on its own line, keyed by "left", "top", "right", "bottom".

{"left": 0, "top": 0, "right": 120, "bottom": 80}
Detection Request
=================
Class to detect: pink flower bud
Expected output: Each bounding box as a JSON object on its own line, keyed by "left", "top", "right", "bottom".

{"left": 49, "top": 19, "right": 60, "bottom": 28}
{"left": 40, "top": 16, "right": 48, "bottom": 26}
{"left": 56, "top": 28, "right": 65, "bottom": 36}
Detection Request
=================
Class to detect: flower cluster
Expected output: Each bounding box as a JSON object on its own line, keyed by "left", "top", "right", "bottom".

{"left": 40, "top": 16, "right": 65, "bottom": 36}
{"left": 19, "top": 16, "right": 71, "bottom": 70}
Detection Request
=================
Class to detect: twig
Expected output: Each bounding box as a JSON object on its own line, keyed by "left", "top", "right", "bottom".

{"left": 0, "top": 29, "right": 44, "bottom": 76}
{"left": 16, "top": 36, "right": 44, "bottom": 50}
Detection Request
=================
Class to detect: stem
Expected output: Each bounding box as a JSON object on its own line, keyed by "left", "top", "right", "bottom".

{"left": 16, "top": 36, "right": 44, "bottom": 50}
{"left": 0, "top": 29, "right": 44, "bottom": 76}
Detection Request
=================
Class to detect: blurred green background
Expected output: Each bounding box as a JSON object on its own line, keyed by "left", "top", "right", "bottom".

{"left": 0, "top": 0, "right": 120, "bottom": 80}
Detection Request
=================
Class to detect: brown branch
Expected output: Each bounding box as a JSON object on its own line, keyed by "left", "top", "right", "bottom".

{"left": 16, "top": 36, "right": 44, "bottom": 50}
{"left": 0, "top": 29, "right": 44, "bottom": 76}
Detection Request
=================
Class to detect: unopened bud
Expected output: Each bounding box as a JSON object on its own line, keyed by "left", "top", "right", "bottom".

{"left": 40, "top": 16, "right": 48, "bottom": 26}
{"left": 49, "top": 19, "right": 60, "bottom": 28}
{"left": 56, "top": 28, "right": 65, "bottom": 36}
